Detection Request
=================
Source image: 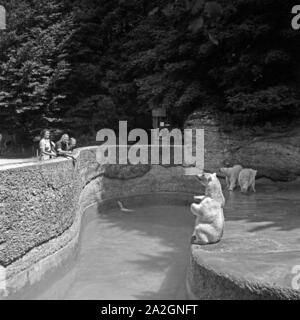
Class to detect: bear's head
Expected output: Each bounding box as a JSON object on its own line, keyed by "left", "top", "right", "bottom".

{"left": 197, "top": 172, "right": 217, "bottom": 187}
{"left": 240, "top": 185, "right": 247, "bottom": 193}
{"left": 240, "top": 169, "right": 257, "bottom": 193}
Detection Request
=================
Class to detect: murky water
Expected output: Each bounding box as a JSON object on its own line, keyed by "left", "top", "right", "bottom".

{"left": 13, "top": 179, "right": 300, "bottom": 300}
{"left": 33, "top": 205, "right": 194, "bottom": 300}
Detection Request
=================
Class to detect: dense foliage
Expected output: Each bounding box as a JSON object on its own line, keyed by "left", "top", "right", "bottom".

{"left": 0, "top": 0, "right": 299, "bottom": 140}
{"left": 0, "top": 0, "right": 73, "bottom": 136}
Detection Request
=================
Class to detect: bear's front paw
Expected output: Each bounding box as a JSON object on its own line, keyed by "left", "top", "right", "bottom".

{"left": 194, "top": 195, "right": 205, "bottom": 202}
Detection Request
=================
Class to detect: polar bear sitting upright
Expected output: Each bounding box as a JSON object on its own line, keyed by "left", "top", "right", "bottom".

{"left": 238, "top": 168, "right": 257, "bottom": 193}
{"left": 190, "top": 198, "right": 224, "bottom": 245}
{"left": 195, "top": 172, "right": 225, "bottom": 207}
{"left": 219, "top": 165, "right": 243, "bottom": 191}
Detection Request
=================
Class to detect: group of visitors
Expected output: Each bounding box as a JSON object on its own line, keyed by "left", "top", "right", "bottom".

{"left": 39, "top": 129, "right": 77, "bottom": 161}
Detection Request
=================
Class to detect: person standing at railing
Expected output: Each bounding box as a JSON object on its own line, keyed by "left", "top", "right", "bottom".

{"left": 39, "top": 129, "right": 56, "bottom": 160}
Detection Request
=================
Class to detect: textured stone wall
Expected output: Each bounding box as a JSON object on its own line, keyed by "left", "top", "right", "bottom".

{"left": 0, "top": 147, "right": 102, "bottom": 267}
{"left": 187, "top": 245, "right": 300, "bottom": 300}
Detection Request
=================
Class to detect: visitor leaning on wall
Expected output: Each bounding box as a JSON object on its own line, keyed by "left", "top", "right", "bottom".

{"left": 55, "top": 134, "right": 77, "bottom": 162}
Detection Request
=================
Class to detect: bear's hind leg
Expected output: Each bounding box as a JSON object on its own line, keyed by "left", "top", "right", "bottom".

{"left": 193, "top": 225, "right": 210, "bottom": 245}
{"left": 193, "top": 224, "right": 222, "bottom": 245}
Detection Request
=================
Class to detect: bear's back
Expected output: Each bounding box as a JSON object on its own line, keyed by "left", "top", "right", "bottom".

{"left": 206, "top": 176, "right": 225, "bottom": 207}
{"left": 199, "top": 197, "right": 223, "bottom": 224}
{"left": 232, "top": 165, "right": 243, "bottom": 175}
{"left": 239, "top": 168, "right": 255, "bottom": 181}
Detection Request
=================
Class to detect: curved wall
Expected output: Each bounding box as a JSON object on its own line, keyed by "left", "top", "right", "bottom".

{"left": 0, "top": 147, "right": 200, "bottom": 298}
{"left": 187, "top": 246, "right": 300, "bottom": 300}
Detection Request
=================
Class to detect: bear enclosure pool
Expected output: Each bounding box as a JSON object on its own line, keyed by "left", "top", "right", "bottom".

{"left": 1, "top": 147, "right": 300, "bottom": 300}
{"left": 12, "top": 202, "right": 194, "bottom": 300}
{"left": 7, "top": 181, "right": 300, "bottom": 300}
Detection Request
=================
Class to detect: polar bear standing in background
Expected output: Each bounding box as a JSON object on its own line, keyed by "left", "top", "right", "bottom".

{"left": 238, "top": 168, "right": 257, "bottom": 193}
{"left": 219, "top": 165, "right": 243, "bottom": 191}
{"left": 195, "top": 172, "right": 225, "bottom": 207}
{"left": 191, "top": 198, "right": 224, "bottom": 245}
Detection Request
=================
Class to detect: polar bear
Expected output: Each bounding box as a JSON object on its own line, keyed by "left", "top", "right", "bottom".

{"left": 190, "top": 197, "right": 224, "bottom": 245}
{"left": 195, "top": 172, "right": 225, "bottom": 207}
{"left": 219, "top": 165, "right": 243, "bottom": 191}
{"left": 238, "top": 168, "right": 257, "bottom": 193}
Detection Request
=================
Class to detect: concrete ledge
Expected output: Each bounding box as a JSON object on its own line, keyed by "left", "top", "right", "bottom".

{"left": 187, "top": 249, "right": 300, "bottom": 300}
{"left": 187, "top": 221, "right": 300, "bottom": 299}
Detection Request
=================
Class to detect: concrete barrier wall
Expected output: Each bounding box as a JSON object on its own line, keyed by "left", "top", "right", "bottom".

{"left": 186, "top": 246, "right": 300, "bottom": 300}
{"left": 0, "top": 146, "right": 201, "bottom": 298}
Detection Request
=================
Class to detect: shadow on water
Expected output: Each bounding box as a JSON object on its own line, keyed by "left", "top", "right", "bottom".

{"left": 67, "top": 204, "right": 194, "bottom": 300}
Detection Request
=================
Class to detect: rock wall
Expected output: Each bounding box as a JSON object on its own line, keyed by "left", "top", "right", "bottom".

{"left": 0, "top": 148, "right": 100, "bottom": 268}
{"left": 186, "top": 109, "right": 300, "bottom": 181}
{"left": 0, "top": 147, "right": 200, "bottom": 298}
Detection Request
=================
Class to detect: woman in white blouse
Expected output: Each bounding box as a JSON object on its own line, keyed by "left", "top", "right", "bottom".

{"left": 39, "top": 129, "right": 56, "bottom": 160}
